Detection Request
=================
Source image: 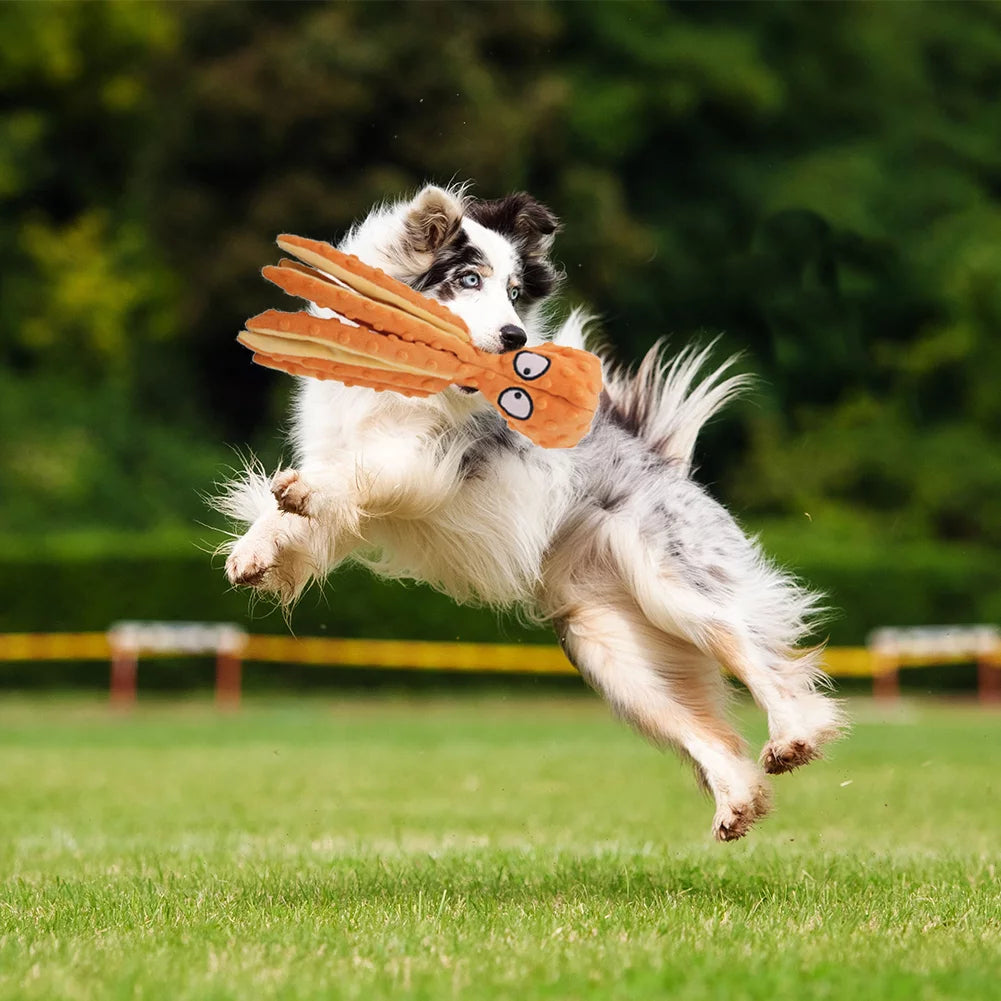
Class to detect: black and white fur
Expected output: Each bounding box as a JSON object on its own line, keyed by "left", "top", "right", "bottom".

{"left": 217, "top": 185, "right": 844, "bottom": 842}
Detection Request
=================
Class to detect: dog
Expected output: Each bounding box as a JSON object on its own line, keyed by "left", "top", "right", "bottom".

{"left": 217, "top": 184, "right": 844, "bottom": 841}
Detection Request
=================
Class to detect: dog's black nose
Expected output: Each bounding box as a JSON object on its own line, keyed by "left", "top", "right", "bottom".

{"left": 500, "top": 325, "right": 527, "bottom": 351}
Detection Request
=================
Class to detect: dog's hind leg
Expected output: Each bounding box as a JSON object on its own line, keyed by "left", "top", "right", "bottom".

{"left": 702, "top": 628, "right": 845, "bottom": 775}
{"left": 554, "top": 594, "right": 771, "bottom": 842}
{"left": 610, "top": 533, "right": 845, "bottom": 776}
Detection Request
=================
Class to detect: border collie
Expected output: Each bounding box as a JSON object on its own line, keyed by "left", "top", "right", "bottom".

{"left": 217, "top": 185, "right": 844, "bottom": 841}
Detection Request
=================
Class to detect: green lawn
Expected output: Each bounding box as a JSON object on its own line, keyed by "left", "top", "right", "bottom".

{"left": 1, "top": 693, "right": 999, "bottom": 1000}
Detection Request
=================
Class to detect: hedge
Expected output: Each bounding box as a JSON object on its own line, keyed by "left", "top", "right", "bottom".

{"left": 1, "top": 527, "right": 997, "bottom": 674}
{"left": 0, "top": 531, "right": 545, "bottom": 643}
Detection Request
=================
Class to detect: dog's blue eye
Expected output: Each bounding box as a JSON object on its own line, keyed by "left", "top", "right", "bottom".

{"left": 459, "top": 272, "right": 481, "bottom": 289}
{"left": 509, "top": 287, "right": 520, "bottom": 302}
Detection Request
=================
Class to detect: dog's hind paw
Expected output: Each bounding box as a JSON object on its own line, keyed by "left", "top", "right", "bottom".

{"left": 272, "top": 468, "right": 312, "bottom": 517}
{"left": 712, "top": 784, "right": 772, "bottom": 842}
{"left": 761, "top": 738, "right": 821, "bottom": 774}
{"left": 761, "top": 694, "right": 846, "bottom": 774}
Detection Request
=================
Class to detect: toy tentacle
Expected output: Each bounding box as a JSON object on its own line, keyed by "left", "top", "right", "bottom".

{"left": 262, "top": 265, "right": 477, "bottom": 359}
{"left": 243, "top": 309, "right": 480, "bottom": 382}
{"left": 275, "top": 234, "right": 471, "bottom": 344}
{"left": 247, "top": 351, "right": 445, "bottom": 398}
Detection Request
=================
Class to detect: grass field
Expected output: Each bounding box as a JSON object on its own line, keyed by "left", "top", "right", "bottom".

{"left": 1, "top": 693, "right": 999, "bottom": 1000}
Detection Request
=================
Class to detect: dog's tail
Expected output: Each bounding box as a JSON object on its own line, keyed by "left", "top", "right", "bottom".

{"left": 600, "top": 340, "right": 751, "bottom": 476}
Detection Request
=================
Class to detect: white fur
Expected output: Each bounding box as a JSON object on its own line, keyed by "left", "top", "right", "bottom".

{"left": 216, "top": 185, "right": 845, "bottom": 841}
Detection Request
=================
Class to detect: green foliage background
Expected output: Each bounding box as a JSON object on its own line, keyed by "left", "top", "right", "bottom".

{"left": 2, "top": 0, "right": 999, "bottom": 643}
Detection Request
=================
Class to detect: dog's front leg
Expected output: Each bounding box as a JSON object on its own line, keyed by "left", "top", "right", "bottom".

{"left": 268, "top": 464, "right": 373, "bottom": 530}
{"left": 225, "top": 508, "right": 317, "bottom": 604}
{"left": 274, "top": 434, "right": 458, "bottom": 526}
{"left": 222, "top": 461, "right": 364, "bottom": 605}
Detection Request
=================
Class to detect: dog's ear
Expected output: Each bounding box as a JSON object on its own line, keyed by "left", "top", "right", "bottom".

{"left": 404, "top": 186, "right": 464, "bottom": 256}
{"left": 467, "top": 193, "right": 561, "bottom": 303}
{"left": 467, "top": 193, "right": 561, "bottom": 258}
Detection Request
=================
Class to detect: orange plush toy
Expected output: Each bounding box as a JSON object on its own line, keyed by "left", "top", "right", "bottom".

{"left": 237, "top": 235, "right": 603, "bottom": 449}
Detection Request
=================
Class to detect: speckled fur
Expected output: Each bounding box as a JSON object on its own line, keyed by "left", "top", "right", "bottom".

{"left": 216, "top": 184, "right": 845, "bottom": 841}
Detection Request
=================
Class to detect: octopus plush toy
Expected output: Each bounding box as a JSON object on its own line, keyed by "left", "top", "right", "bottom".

{"left": 237, "top": 235, "right": 603, "bottom": 449}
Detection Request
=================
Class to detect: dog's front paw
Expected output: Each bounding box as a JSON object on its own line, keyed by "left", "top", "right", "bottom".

{"left": 225, "top": 537, "right": 278, "bottom": 588}
{"left": 272, "top": 468, "right": 312, "bottom": 517}
{"left": 224, "top": 529, "right": 311, "bottom": 604}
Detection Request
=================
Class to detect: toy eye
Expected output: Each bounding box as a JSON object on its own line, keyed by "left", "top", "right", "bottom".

{"left": 513, "top": 351, "right": 550, "bottom": 380}
{"left": 509, "top": 286, "right": 520, "bottom": 302}
{"left": 459, "top": 272, "right": 481, "bottom": 289}
{"left": 498, "top": 387, "right": 533, "bottom": 421}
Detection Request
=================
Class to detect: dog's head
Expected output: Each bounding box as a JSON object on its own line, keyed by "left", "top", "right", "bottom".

{"left": 387, "top": 186, "right": 561, "bottom": 354}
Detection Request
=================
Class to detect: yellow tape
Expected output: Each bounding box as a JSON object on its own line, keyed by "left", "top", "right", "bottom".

{"left": 821, "top": 646, "right": 873, "bottom": 677}
{"left": 242, "top": 636, "right": 576, "bottom": 674}
{"left": 0, "top": 633, "right": 110, "bottom": 661}
{"left": 0, "top": 634, "right": 993, "bottom": 680}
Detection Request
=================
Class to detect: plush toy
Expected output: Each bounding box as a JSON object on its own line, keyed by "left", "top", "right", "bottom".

{"left": 237, "top": 234, "right": 602, "bottom": 449}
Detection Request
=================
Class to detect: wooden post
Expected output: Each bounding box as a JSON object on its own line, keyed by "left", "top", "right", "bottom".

{"left": 110, "top": 649, "right": 138, "bottom": 708}
{"left": 215, "top": 651, "right": 242, "bottom": 710}
{"left": 872, "top": 654, "right": 899, "bottom": 701}
{"left": 977, "top": 653, "right": 1001, "bottom": 705}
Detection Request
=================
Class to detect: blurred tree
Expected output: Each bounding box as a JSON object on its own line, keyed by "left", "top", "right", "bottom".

{"left": 0, "top": 1, "right": 210, "bottom": 531}
{"left": 2, "top": 0, "right": 1000, "bottom": 575}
